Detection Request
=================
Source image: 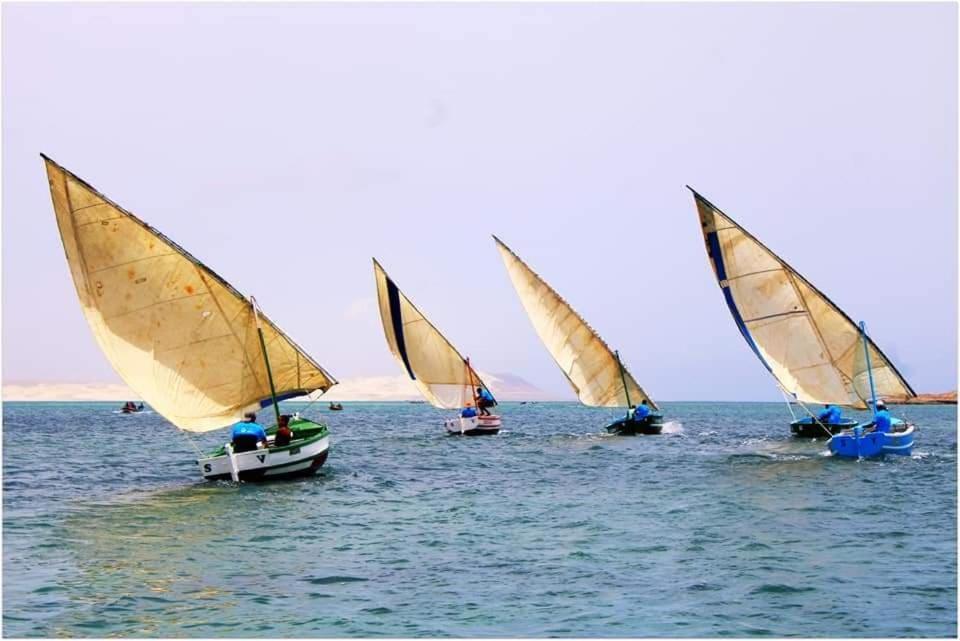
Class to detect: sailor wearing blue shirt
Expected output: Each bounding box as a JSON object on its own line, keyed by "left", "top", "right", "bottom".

{"left": 633, "top": 400, "right": 651, "bottom": 421}
{"left": 818, "top": 404, "right": 842, "bottom": 424}
{"left": 873, "top": 400, "right": 893, "bottom": 433}
{"left": 476, "top": 387, "right": 497, "bottom": 416}
{"left": 461, "top": 404, "right": 478, "bottom": 419}
{"left": 231, "top": 412, "right": 268, "bottom": 452}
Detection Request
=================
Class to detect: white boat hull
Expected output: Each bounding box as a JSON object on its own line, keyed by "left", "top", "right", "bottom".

{"left": 197, "top": 434, "right": 330, "bottom": 481}
{"left": 444, "top": 414, "right": 502, "bottom": 436}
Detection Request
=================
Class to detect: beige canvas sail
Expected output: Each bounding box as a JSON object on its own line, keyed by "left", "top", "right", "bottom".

{"left": 373, "top": 260, "right": 492, "bottom": 410}
{"left": 493, "top": 236, "right": 657, "bottom": 410}
{"left": 44, "top": 155, "right": 337, "bottom": 432}
{"left": 692, "top": 188, "right": 914, "bottom": 409}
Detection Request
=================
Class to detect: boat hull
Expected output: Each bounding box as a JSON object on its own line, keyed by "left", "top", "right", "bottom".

{"left": 445, "top": 414, "right": 501, "bottom": 436}
{"left": 881, "top": 423, "right": 915, "bottom": 456}
{"left": 829, "top": 430, "right": 885, "bottom": 459}
{"left": 197, "top": 419, "right": 330, "bottom": 481}
{"left": 606, "top": 413, "right": 664, "bottom": 435}
{"left": 790, "top": 417, "right": 858, "bottom": 438}
{"left": 828, "top": 423, "right": 916, "bottom": 459}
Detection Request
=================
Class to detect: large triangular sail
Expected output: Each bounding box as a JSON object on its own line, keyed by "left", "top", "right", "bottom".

{"left": 44, "top": 155, "right": 337, "bottom": 432}
{"left": 493, "top": 236, "right": 657, "bottom": 410}
{"left": 373, "top": 259, "right": 493, "bottom": 409}
{"left": 691, "top": 187, "right": 914, "bottom": 409}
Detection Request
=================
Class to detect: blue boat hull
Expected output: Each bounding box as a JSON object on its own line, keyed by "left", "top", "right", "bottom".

{"left": 880, "top": 424, "right": 915, "bottom": 456}
{"left": 829, "top": 423, "right": 916, "bottom": 459}
{"left": 829, "top": 430, "right": 885, "bottom": 459}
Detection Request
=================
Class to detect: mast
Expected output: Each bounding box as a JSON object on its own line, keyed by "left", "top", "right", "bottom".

{"left": 252, "top": 296, "right": 282, "bottom": 427}
{"left": 615, "top": 350, "right": 632, "bottom": 417}
{"left": 859, "top": 321, "right": 879, "bottom": 417}
{"left": 466, "top": 357, "right": 477, "bottom": 408}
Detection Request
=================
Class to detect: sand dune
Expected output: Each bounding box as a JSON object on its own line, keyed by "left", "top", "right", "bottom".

{"left": 3, "top": 372, "right": 561, "bottom": 403}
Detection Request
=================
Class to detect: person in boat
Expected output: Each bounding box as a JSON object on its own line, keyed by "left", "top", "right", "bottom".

{"left": 476, "top": 387, "right": 496, "bottom": 416}
{"left": 274, "top": 414, "right": 293, "bottom": 447}
{"left": 630, "top": 400, "right": 651, "bottom": 421}
{"left": 873, "top": 400, "right": 893, "bottom": 433}
{"left": 461, "top": 403, "right": 478, "bottom": 419}
{"left": 817, "top": 404, "right": 842, "bottom": 424}
{"left": 231, "top": 412, "right": 268, "bottom": 453}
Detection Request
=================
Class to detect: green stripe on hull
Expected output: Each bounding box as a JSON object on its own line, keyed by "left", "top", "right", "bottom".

{"left": 204, "top": 419, "right": 329, "bottom": 458}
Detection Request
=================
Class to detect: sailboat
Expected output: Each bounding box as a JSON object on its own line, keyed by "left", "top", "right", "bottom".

{"left": 43, "top": 155, "right": 338, "bottom": 481}
{"left": 689, "top": 187, "right": 917, "bottom": 451}
{"left": 373, "top": 259, "right": 502, "bottom": 435}
{"left": 493, "top": 236, "right": 663, "bottom": 435}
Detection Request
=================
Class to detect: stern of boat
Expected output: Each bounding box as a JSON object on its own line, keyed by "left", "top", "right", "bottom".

{"left": 197, "top": 418, "right": 331, "bottom": 482}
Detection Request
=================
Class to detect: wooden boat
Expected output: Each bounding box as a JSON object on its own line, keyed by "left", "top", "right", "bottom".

{"left": 605, "top": 413, "right": 664, "bottom": 436}
{"left": 373, "top": 259, "right": 502, "bottom": 435}
{"left": 790, "top": 417, "right": 858, "bottom": 438}
{"left": 690, "top": 188, "right": 917, "bottom": 450}
{"left": 493, "top": 237, "right": 663, "bottom": 434}
{"left": 43, "top": 155, "right": 338, "bottom": 481}
{"left": 197, "top": 416, "right": 330, "bottom": 481}
{"left": 328, "top": 402, "right": 344, "bottom": 411}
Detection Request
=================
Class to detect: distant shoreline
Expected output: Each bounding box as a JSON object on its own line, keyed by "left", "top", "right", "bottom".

{"left": 3, "top": 383, "right": 954, "bottom": 405}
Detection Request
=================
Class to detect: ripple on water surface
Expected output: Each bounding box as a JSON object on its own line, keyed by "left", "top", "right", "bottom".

{"left": 2, "top": 401, "right": 957, "bottom": 637}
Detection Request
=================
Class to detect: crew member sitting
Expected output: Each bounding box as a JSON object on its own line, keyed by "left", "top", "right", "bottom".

{"left": 818, "top": 404, "right": 842, "bottom": 424}
{"left": 274, "top": 414, "right": 294, "bottom": 447}
{"left": 476, "top": 387, "right": 496, "bottom": 416}
{"left": 873, "top": 400, "right": 893, "bottom": 433}
{"left": 461, "top": 403, "right": 478, "bottom": 419}
{"left": 231, "top": 412, "right": 268, "bottom": 453}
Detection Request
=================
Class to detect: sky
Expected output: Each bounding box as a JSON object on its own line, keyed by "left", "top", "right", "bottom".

{"left": 2, "top": 2, "right": 957, "bottom": 401}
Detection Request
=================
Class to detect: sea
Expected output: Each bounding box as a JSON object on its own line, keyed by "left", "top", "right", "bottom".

{"left": 2, "top": 401, "right": 956, "bottom": 637}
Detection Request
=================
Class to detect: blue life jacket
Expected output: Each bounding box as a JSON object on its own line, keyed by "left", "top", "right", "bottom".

{"left": 874, "top": 409, "right": 893, "bottom": 433}
{"left": 232, "top": 421, "right": 267, "bottom": 441}
{"left": 635, "top": 404, "right": 651, "bottom": 420}
{"left": 461, "top": 407, "right": 478, "bottom": 419}
{"left": 479, "top": 389, "right": 495, "bottom": 403}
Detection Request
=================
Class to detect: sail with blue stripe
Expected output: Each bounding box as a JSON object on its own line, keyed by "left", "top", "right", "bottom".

{"left": 690, "top": 187, "right": 914, "bottom": 409}
{"left": 373, "top": 259, "right": 493, "bottom": 409}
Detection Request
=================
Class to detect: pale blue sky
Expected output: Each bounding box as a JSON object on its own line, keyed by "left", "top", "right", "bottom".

{"left": 3, "top": 2, "right": 956, "bottom": 400}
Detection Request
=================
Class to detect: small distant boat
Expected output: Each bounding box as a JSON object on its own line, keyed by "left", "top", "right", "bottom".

{"left": 328, "top": 402, "right": 344, "bottom": 411}
{"left": 373, "top": 259, "right": 502, "bottom": 436}
{"left": 493, "top": 237, "right": 663, "bottom": 435}
{"left": 690, "top": 188, "right": 917, "bottom": 448}
{"left": 44, "top": 156, "right": 338, "bottom": 481}
{"left": 120, "top": 402, "right": 145, "bottom": 414}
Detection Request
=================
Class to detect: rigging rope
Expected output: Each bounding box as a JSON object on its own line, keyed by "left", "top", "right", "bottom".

{"left": 177, "top": 428, "right": 207, "bottom": 458}
{"left": 777, "top": 384, "right": 836, "bottom": 439}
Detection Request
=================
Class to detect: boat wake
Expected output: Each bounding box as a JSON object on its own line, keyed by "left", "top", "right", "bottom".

{"left": 661, "top": 421, "right": 684, "bottom": 434}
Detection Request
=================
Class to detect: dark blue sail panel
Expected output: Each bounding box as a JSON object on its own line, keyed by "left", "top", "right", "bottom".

{"left": 705, "top": 230, "right": 774, "bottom": 375}
{"left": 386, "top": 277, "right": 417, "bottom": 380}
{"left": 258, "top": 389, "right": 310, "bottom": 408}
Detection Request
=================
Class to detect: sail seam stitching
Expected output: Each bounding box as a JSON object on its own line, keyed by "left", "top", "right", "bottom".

{"left": 87, "top": 253, "right": 180, "bottom": 275}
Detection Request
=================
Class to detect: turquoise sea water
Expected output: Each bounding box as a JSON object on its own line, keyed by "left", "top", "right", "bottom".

{"left": 2, "top": 401, "right": 957, "bottom": 637}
